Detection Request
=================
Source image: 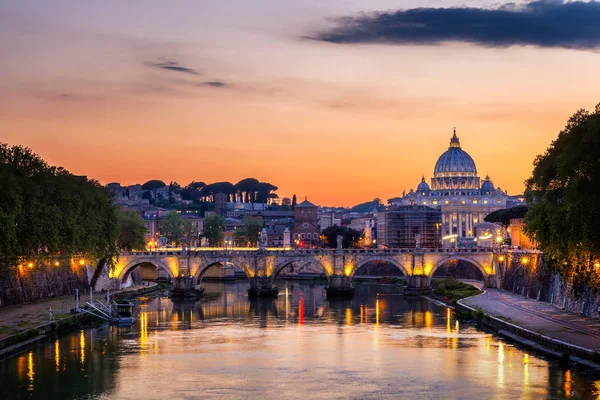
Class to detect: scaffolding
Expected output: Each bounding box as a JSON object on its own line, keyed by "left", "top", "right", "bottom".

{"left": 378, "top": 205, "right": 441, "bottom": 248}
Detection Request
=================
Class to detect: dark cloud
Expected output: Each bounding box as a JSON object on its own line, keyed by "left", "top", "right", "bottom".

{"left": 145, "top": 61, "right": 199, "bottom": 75}
{"left": 312, "top": 0, "right": 600, "bottom": 49}
{"left": 198, "top": 81, "right": 228, "bottom": 88}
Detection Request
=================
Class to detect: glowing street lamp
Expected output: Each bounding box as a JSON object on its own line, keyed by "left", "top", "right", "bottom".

{"left": 521, "top": 257, "right": 529, "bottom": 265}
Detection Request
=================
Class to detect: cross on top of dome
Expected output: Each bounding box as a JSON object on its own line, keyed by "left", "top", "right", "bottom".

{"left": 449, "top": 127, "right": 461, "bottom": 148}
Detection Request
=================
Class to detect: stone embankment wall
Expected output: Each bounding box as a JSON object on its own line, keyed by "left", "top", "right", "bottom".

{"left": 501, "top": 257, "right": 600, "bottom": 318}
{"left": 0, "top": 265, "right": 91, "bottom": 308}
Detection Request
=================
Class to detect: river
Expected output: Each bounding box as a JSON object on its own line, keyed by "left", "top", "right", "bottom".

{"left": 1, "top": 281, "right": 599, "bottom": 399}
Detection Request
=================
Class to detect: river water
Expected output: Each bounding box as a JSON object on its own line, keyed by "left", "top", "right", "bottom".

{"left": 1, "top": 281, "right": 599, "bottom": 400}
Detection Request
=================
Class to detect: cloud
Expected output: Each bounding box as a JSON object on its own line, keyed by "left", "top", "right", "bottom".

{"left": 311, "top": 0, "right": 600, "bottom": 49}
{"left": 199, "top": 81, "right": 228, "bottom": 88}
{"left": 145, "top": 60, "right": 199, "bottom": 75}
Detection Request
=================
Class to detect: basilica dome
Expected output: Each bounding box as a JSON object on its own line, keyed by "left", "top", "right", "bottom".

{"left": 433, "top": 130, "right": 477, "bottom": 176}
{"left": 416, "top": 177, "right": 430, "bottom": 192}
{"left": 480, "top": 176, "right": 495, "bottom": 194}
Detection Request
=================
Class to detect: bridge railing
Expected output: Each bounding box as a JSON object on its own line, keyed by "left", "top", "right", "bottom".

{"left": 119, "top": 247, "right": 540, "bottom": 257}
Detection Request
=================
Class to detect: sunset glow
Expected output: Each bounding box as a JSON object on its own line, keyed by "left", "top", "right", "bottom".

{"left": 1, "top": 1, "right": 599, "bottom": 205}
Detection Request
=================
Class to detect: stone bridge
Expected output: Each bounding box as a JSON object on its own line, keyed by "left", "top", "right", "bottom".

{"left": 106, "top": 248, "right": 541, "bottom": 297}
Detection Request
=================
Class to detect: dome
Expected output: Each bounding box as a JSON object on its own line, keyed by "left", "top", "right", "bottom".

{"left": 480, "top": 176, "right": 495, "bottom": 193}
{"left": 416, "top": 176, "right": 430, "bottom": 192}
{"left": 433, "top": 130, "right": 477, "bottom": 176}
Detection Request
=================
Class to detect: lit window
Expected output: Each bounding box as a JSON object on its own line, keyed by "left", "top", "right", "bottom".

{"left": 473, "top": 199, "right": 478, "bottom": 204}
{"left": 432, "top": 200, "right": 438, "bottom": 205}
{"left": 461, "top": 200, "right": 465, "bottom": 205}
{"left": 483, "top": 200, "right": 488, "bottom": 204}
{"left": 422, "top": 201, "right": 427, "bottom": 205}
{"left": 445, "top": 200, "right": 449, "bottom": 204}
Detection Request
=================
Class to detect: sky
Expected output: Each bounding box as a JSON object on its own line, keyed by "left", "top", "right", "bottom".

{"left": 1, "top": 0, "right": 600, "bottom": 206}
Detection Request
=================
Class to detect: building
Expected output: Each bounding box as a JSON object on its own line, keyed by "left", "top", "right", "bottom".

{"left": 377, "top": 205, "right": 441, "bottom": 248}
{"left": 292, "top": 198, "right": 321, "bottom": 247}
{"left": 509, "top": 218, "right": 537, "bottom": 250}
{"left": 388, "top": 130, "right": 511, "bottom": 247}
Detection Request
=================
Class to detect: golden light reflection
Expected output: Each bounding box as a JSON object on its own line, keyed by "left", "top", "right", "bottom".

{"left": 424, "top": 311, "right": 433, "bottom": 329}
{"left": 27, "top": 351, "right": 34, "bottom": 391}
{"left": 345, "top": 307, "right": 352, "bottom": 326}
{"left": 564, "top": 370, "right": 572, "bottom": 398}
{"left": 524, "top": 355, "right": 530, "bottom": 388}
{"left": 498, "top": 343, "right": 505, "bottom": 364}
{"left": 285, "top": 287, "right": 289, "bottom": 322}
{"left": 54, "top": 340, "right": 60, "bottom": 371}
{"left": 446, "top": 308, "right": 451, "bottom": 333}
{"left": 375, "top": 299, "right": 380, "bottom": 326}
{"left": 140, "top": 312, "right": 148, "bottom": 348}
{"left": 79, "top": 330, "right": 86, "bottom": 366}
{"left": 360, "top": 305, "right": 364, "bottom": 324}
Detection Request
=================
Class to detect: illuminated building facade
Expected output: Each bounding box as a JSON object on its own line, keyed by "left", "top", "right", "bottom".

{"left": 388, "top": 130, "right": 509, "bottom": 247}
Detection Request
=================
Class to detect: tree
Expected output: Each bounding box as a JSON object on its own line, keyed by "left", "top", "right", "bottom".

{"left": 142, "top": 180, "right": 166, "bottom": 201}
{"left": 484, "top": 206, "right": 528, "bottom": 227}
{"left": 524, "top": 104, "right": 600, "bottom": 294}
{"left": 282, "top": 197, "right": 292, "bottom": 206}
{"left": 321, "top": 226, "right": 362, "bottom": 249}
{"left": 0, "top": 143, "right": 119, "bottom": 271}
{"left": 350, "top": 198, "right": 383, "bottom": 213}
{"left": 234, "top": 216, "right": 263, "bottom": 247}
{"left": 291, "top": 194, "right": 297, "bottom": 208}
{"left": 181, "top": 218, "right": 199, "bottom": 246}
{"left": 160, "top": 210, "right": 183, "bottom": 245}
{"left": 117, "top": 209, "right": 147, "bottom": 251}
{"left": 202, "top": 214, "right": 225, "bottom": 247}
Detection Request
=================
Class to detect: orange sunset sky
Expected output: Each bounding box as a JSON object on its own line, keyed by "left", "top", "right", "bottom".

{"left": 1, "top": 1, "right": 600, "bottom": 206}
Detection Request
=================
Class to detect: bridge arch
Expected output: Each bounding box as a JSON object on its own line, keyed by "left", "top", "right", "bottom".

{"left": 427, "top": 256, "right": 489, "bottom": 287}
{"left": 194, "top": 259, "right": 252, "bottom": 285}
{"left": 271, "top": 258, "right": 332, "bottom": 282}
{"left": 349, "top": 256, "right": 409, "bottom": 281}
{"left": 119, "top": 258, "right": 174, "bottom": 283}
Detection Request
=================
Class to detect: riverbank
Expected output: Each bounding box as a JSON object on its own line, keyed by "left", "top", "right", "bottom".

{"left": 0, "top": 283, "right": 160, "bottom": 360}
{"left": 457, "top": 288, "right": 600, "bottom": 371}
{"left": 429, "top": 278, "right": 482, "bottom": 307}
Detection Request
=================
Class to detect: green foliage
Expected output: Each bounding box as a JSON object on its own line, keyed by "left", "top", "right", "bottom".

{"left": 321, "top": 225, "right": 362, "bottom": 248}
{"left": 350, "top": 198, "right": 383, "bottom": 213}
{"left": 431, "top": 279, "right": 482, "bottom": 306}
{"left": 160, "top": 211, "right": 183, "bottom": 245}
{"left": 117, "top": 209, "right": 147, "bottom": 251}
{"left": 484, "top": 205, "right": 528, "bottom": 227}
{"left": 202, "top": 214, "right": 225, "bottom": 247}
{"left": 141, "top": 180, "right": 166, "bottom": 191}
{"left": 0, "top": 143, "right": 119, "bottom": 270}
{"left": 159, "top": 211, "right": 198, "bottom": 246}
{"left": 524, "top": 104, "right": 600, "bottom": 294}
{"left": 234, "top": 216, "right": 263, "bottom": 247}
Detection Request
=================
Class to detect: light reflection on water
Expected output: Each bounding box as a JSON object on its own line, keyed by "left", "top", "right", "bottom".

{"left": 1, "top": 281, "right": 599, "bottom": 400}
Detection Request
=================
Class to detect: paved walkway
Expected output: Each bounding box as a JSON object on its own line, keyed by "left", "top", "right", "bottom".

{"left": 0, "top": 283, "right": 156, "bottom": 341}
{"left": 461, "top": 288, "right": 600, "bottom": 352}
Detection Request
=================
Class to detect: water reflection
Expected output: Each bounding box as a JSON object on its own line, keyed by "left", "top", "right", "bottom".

{"left": 1, "top": 281, "right": 599, "bottom": 400}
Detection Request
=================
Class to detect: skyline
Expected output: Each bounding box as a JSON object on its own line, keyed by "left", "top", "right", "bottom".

{"left": 2, "top": 1, "right": 600, "bottom": 206}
